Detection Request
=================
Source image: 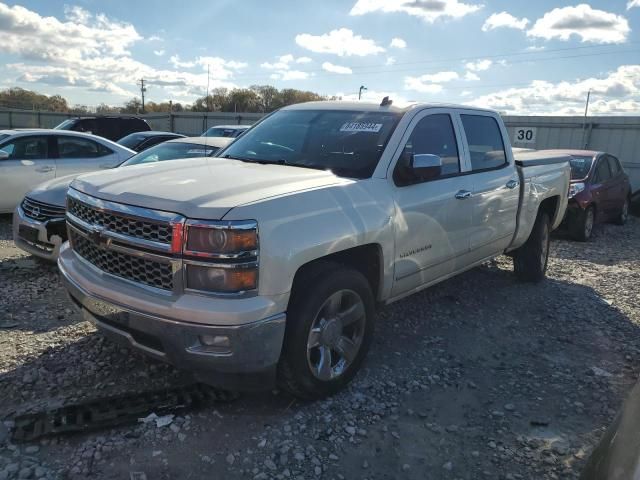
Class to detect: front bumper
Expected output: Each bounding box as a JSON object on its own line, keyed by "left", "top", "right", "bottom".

{"left": 13, "top": 206, "right": 66, "bottom": 261}
{"left": 58, "top": 244, "right": 287, "bottom": 391}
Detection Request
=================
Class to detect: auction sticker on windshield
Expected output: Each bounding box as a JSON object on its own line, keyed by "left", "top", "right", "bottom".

{"left": 340, "top": 122, "right": 383, "bottom": 133}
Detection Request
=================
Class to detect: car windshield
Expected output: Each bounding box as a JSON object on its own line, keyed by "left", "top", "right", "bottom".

{"left": 119, "top": 142, "right": 218, "bottom": 166}
{"left": 203, "top": 127, "right": 244, "bottom": 137}
{"left": 569, "top": 155, "right": 594, "bottom": 180}
{"left": 118, "top": 133, "right": 148, "bottom": 149}
{"left": 220, "top": 109, "right": 402, "bottom": 178}
{"left": 54, "top": 119, "right": 76, "bottom": 130}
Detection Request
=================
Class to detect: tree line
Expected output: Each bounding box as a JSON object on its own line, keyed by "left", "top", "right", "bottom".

{"left": 0, "top": 86, "right": 335, "bottom": 115}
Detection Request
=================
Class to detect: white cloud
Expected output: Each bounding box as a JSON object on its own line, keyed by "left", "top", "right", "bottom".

{"left": 390, "top": 37, "right": 407, "bottom": 48}
{"left": 465, "top": 59, "right": 492, "bottom": 71}
{"left": 170, "top": 55, "right": 195, "bottom": 68}
{"left": 482, "top": 12, "right": 529, "bottom": 31}
{"left": 296, "top": 28, "right": 385, "bottom": 56}
{"left": 260, "top": 54, "right": 311, "bottom": 81}
{"left": 404, "top": 71, "right": 458, "bottom": 93}
{"left": 528, "top": 4, "right": 630, "bottom": 44}
{"left": 153, "top": 49, "right": 165, "bottom": 57}
{"left": 322, "top": 62, "right": 353, "bottom": 74}
{"left": 460, "top": 90, "right": 473, "bottom": 97}
{"left": 350, "top": 0, "right": 483, "bottom": 23}
{"left": 464, "top": 72, "right": 480, "bottom": 81}
{"left": 466, "top": 65, "right": 640, "bottom": 115}
{"left": 0, "top": 3, "right": 246, "bottom": 101}
{"left": 147, "top": 35, "right": 162, "bottom": 42}
{"left": 526, "top": 45, "right": 545, "bottom": 51}
{"left": 628, "top": 0, "right": 640, "bottom": 9}
{"left": 386, "top": 56, "right": 396, "bottom": 66}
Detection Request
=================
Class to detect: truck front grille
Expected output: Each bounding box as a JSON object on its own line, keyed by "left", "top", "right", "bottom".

{"left": 22, "top": 197, "right": 66, "bottom": 222}
{"left": 70, "top": 230, "right": 174, "bottom": 291}
{"left": 67, "top": 196, "right": 173, "bottom": 244}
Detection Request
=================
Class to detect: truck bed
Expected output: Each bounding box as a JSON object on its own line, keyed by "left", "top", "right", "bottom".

{"left": 513, "top": 150, "right": 572, "bottom": 167}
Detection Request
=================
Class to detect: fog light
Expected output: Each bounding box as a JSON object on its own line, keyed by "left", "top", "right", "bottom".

{"left": 199, "top": 334, "right": 230, "bottom": 348}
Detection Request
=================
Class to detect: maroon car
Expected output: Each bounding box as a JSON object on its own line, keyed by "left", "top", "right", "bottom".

{"left": 553, "top": 149, "right": 631, "bottom": 241}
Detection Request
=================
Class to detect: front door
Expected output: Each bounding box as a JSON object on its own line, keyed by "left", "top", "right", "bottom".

{"left": 390, "top": 110, "right": 473, "bottom": 297}
{"left": 458, "top": 112, "right": 519, "bottom": 261}
{"left": 0, "top": 135, "right": 54, "bottom": 212}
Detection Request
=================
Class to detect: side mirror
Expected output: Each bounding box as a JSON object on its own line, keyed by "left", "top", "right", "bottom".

{"left": 0, "top": 150, "right": 9, "bottom": 160}
{"left": 411, "top": 153, "right": 442, "bottom": 180}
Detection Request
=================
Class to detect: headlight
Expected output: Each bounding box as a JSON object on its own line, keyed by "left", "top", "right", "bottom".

{"left": 185, "top": 222, "right": 257, "bottom": 256}
{"left": 183, "top": 220, "right": 258, "bottom": 294}
{"left": 185, "top": 264, "right": 257, "bottom": 293}
{"left": 568, "top": 182, "right": 585, "bottom": 198}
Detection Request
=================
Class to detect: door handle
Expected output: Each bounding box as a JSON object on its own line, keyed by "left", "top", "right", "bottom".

{"left": 506, "top": 179, "right": 520, "bottom": 189}
{"left": 35, "top": 166, "right": 53, "bottom": 173}
{"left": 455, "top": 190, "right": 472, "bottom": 200}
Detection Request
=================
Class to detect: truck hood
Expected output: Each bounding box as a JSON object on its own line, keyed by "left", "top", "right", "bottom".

{"left": 27, "top": 173, "right": 79, "bottom": 207}
{"left": 71, "top": 158, "right": 347, "bottom": 219}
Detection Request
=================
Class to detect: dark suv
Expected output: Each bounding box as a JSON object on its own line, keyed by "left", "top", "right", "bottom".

{"left": 54, "top": 116, "right": 151, "bottom": 142}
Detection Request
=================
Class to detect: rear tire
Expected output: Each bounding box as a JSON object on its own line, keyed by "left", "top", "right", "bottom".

{"left": 614, "top": 198, "right": 629, "bottom": 225}
{"left": 513, "top": 211, "right": 550, "bottom": 283}
{"left": 570, "top": 206, "right": 595, "bottom": 241}
{"left": 277, "top": 262, "right": 375, "bottom": 400}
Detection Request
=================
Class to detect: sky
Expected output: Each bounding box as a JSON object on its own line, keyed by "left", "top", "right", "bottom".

{"left": 0, "top": 0, "right": 639, "bottom": 115}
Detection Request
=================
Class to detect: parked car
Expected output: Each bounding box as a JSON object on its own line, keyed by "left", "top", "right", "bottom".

{"left": 54, "top": 116, "right": 151, "bottom": 141}
{"left": 58, "top": 100, "right": 570, "bottom": 399}
{"left": 550, "top": 149, "right": 631, "bottom": 241}
{"left": 202, "top": 125, "right": 249, "bottom": 138}
{"left": 117, "top": 131, "right": 186, "bottom": 152}
{"left": 0, "top": 129, "right": 134, "bottom": 213}
{"left": 13, "top": 137, "right": 232, "bottom": 261}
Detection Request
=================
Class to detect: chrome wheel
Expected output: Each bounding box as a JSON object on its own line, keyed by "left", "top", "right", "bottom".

{"left": 584, "top": 208, "right": 594, "bottom": 239}
{"left": 306, "top": 289, "right": 366, "bottom": 381}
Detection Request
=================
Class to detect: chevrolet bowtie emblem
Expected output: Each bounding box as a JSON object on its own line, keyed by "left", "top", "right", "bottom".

{"left": 88, "top": 226, "right": 111, "bottom": 249}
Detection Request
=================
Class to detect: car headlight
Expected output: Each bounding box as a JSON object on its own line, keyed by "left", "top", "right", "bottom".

{"left": 183, "top": 220, "right": 258, "bottom": 294}
{"left": 568, "top": 182, "right": 585, "bottom": 198}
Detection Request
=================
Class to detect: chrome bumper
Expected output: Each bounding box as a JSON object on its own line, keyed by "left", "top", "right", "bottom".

{"left": 12, "top": 206, "right": 65, "bottom": 261}
{"left": 59, "top": 257, "right": 287, "bottom": 391}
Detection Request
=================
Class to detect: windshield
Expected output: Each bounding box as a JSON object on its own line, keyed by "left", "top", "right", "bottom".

{"left": 202, "top": 127, "right": 245, "bottom": 138}
{"left": 120, "top": 142, "right": 219, "bottom": 167}
{"left": 569, "top": 155, "right": 594, "bottom": 180}
{"left": 118, "top": 133, "right": 148, "bottom": 149}
{"left": 54, "top": 119, "right": 76, "bottom": 130}
{"left": 220, "top": 109, "right": 401, "bottom": 178}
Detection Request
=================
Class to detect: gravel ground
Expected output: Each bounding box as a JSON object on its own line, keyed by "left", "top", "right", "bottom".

{"left": 1, "top": 212, "right": 639, "bottom": 480}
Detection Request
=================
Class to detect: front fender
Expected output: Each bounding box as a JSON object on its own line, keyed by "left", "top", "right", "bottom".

{"left": 224, "top": 179, "right": 396, "bottom": 299}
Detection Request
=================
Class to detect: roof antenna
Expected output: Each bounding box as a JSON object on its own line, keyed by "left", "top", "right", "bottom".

{"left": 380, "top": 96, "right": 392, "bottom": 107}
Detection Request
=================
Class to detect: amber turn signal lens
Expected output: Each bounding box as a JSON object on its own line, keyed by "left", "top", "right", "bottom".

{"left": 186, "top": 265, "right": 257, "bottom": 293}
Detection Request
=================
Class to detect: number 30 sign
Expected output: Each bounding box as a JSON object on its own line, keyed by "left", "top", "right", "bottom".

{"left": 514, "top": 127, "right": 537, "bottom": 144}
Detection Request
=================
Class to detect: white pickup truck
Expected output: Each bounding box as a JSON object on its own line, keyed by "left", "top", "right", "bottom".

{"left": 58, "top": 101, "right": 570, "bottom": 399}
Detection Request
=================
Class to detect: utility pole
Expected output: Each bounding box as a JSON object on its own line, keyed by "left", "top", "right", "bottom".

{"left": 358, "top": 85, "right": 367, "bottom": 100}
{"left": 206, "top": 64, "right": 210, "bottom": 112}
{"left": 138, "top": 79, "right": 147, "bottom": 113}
{"left": 581, "top": 89, "right": 591, "bottom": 148}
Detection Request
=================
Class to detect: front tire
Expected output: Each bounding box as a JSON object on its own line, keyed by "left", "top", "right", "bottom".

{"left": 570, "top": 205, "right": 595, "bottom": 241}
{"left": 513, "top": 211, "right": 550, "bottom": 283}
{"left": 278, "top": 263, "right": 375, "bottom": 400}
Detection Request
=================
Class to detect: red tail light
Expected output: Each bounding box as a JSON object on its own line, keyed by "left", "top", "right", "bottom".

{"left": 170, "top": 222, "right": 185, "bottom": 254}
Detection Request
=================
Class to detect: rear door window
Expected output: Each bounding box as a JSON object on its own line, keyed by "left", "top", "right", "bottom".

{"left": 460, "top": 115, "right": 507, "bottom": 171}
{"left": 57, "top": 136, "right": 109, "bottom": 158}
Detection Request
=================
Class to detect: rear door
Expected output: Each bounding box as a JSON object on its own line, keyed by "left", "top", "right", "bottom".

{"left": 53, "top": 135, "right": 120, "bottom": 177}
{"left": 590, "top": 156, "right": 613, "bottom": 220}
{"left": 604, "top": 155, "right": 629, "bottom": 213}
{"left": 390, "top": 109, "right": 473, "bottom": 297}
{"left": 0, "top": 135, "right": 54, "bottom": 212}
{"left": 459, "top": 112, "right": 519, "bottom": 261}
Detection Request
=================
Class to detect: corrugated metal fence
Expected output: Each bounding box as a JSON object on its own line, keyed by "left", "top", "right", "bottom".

{"left": 0, "top": 109, "right": 638, "bottom": 192}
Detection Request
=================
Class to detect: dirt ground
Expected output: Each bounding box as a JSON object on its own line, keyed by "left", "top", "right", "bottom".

{"left": 1, "top": 212, "right": 639, "bottom": 480}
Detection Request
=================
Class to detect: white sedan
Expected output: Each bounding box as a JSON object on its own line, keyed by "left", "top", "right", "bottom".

{"left": 0, "top": 129, "right": 135, "bottom": 213}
